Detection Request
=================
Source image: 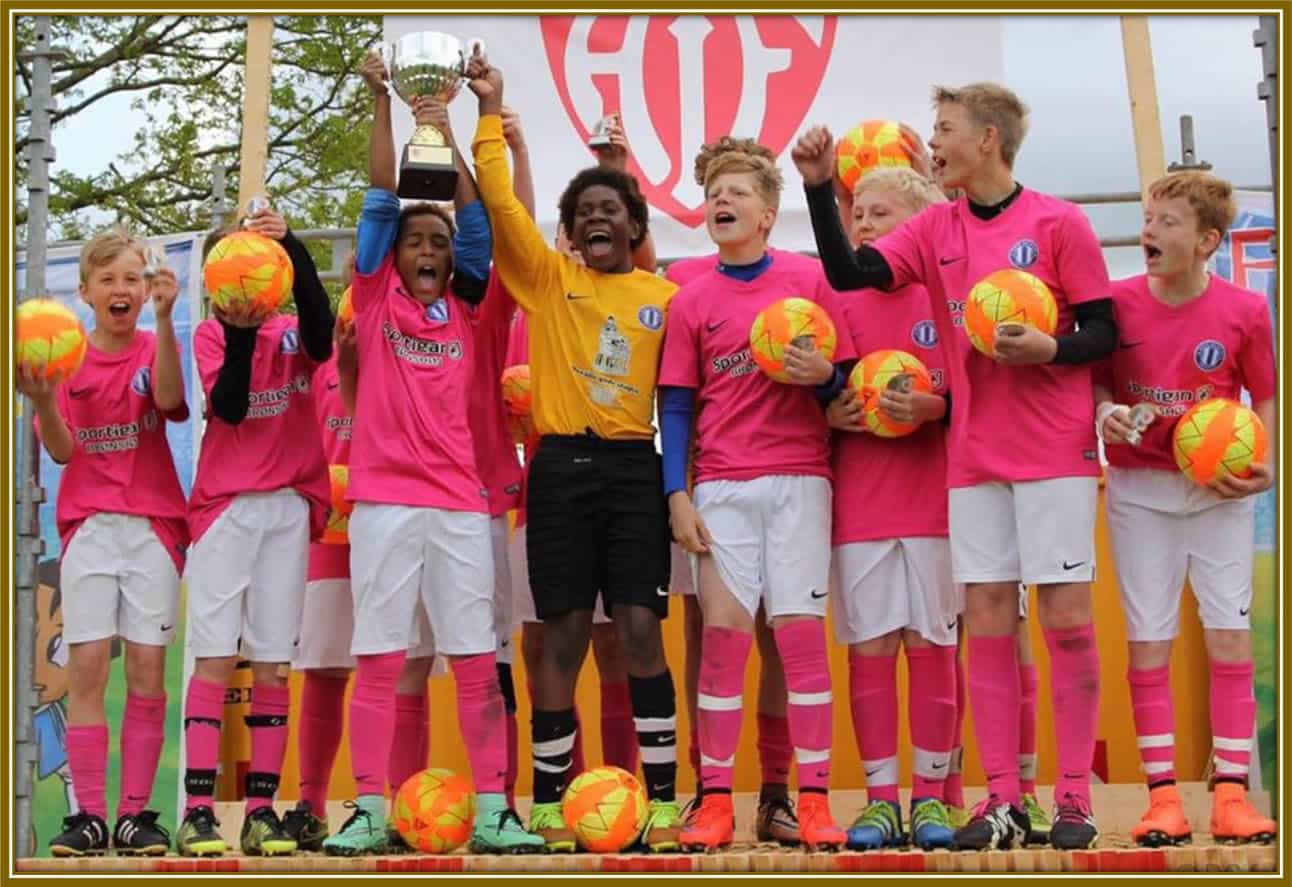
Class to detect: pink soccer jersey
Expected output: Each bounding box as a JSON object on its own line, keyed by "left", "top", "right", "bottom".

{"left": 50, "top": 331, "right": 190, "bottom": 571}
{"left": 665, "top": 246, "right": 820, "bottom": 287}
{"left": 308, "top": 355, "right": 352, "bottom": 581}
{"left": 466, "top": 274, "right": 524, "bottom": 518}
{"left": 873, "top": 189, "right": 1111, "bottom": 488}
{"left": 832, "top": 283, "right": 950, "bottom": 546}
{"left": 1102, "top": 273, "right": 1276, "bottom": 472}
{"left": 347, "top": 253, "right": 488, "bottom": 513}
{"left": 189, "top": 313, "right": 330, "bottom": 545}
{"left": 658, "top": 263, "right": 856, "bottom": 483}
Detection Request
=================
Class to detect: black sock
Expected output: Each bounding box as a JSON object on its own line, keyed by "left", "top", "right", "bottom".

{"left": 531, "top": 708, "right": 577, "bottom": 804}
{"left": 629, "top": 671, "right": 677, "bottom": 803}
{"left": 497, "top": 662, "right": 517, "bottom": 715}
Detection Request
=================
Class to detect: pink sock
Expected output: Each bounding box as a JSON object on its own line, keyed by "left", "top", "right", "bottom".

{"left": 183, "top": 677, "right": 226, "bottom": 814}
{"left": 298, "top": 673, "right": 348, "bottom": 811}
{"left": 1044, "top": 624, "right": 1100, "bottom": 803}
{"left": 1210, "top": 660, "right": 1256, "bottom": 783}
{"left": 1129, "top": 665, "right": 1176, "bottom": 785}
{"left": 907, "top": 645, "right": 957, "bottom": 800}
{"left": 118, "top": 692, "right": 166, "bottom": 817}
{"left": 451, "top": 653, "right": 508, "bottom": 793}
{"left": 944, "top": 651, "right": 966, "bottom": 808}
{"left": 776, "top": 621, "right": 834, "bottom": 793}
{"left": 1019, "top": 662, "right": 1039, "bottom": 794}
{"left": 388, "top": 691, "right": 428, "bottom": 795}
{"left": 756, "top": 713, "right": 793, "bottom": 788}
{"left": 967, "top": 634, "right": 1021, "bottom": 804}
{"left": 67, "top": 724, "right": 109, "bottom": 819}
{"left": 696, "top": 627, "right": 753, "bottom": 791}
{"left": 348, "top": 651, "right": 406, "bottom": 796}
{"left": 847, "top": 651, "right": 899, "bottom": 803}
{"left": 600, "top": 681, "right": 639, "bottom": 774}
{"left": 245, "top": 684, "right": 291, "bottom": 813}
{"left": 506, "top": 712, "right": 519, "bottom": 807}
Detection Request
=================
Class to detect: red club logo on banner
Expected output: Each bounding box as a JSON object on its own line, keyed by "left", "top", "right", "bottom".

{"left": 541, "top": 15, "right": 837, "bottom": 228}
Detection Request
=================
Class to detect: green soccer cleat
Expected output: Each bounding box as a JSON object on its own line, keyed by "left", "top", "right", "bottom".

{"left": 240, "top": 806, "right": 297, "bottom": 856}
{"left": 1022, "top": 793, "right": 1051, "bottom": 845}
{"left": 177, "top": 806, "right": 228, "bottom": 857}
{"left": 529, "top": 801, "right": 577, "bottom": 853}
{"left": 640, "top": 798, "right": 683, "bottom": 853}
{"left": 846, "top": 799, "right": 904, "bottom": 850}
{"left": 948, "top": 804, "right": 971, "bottom": 831}
{"left": 469, "top": 793, "right": 545, "bottom": 854}
{"left": 322, "top": 798, "right": 389, "bottom": 857}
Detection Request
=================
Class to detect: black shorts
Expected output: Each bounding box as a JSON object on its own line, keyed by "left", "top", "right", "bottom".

{"left": 525, "top": 434, "right": 671, "bottom": 621}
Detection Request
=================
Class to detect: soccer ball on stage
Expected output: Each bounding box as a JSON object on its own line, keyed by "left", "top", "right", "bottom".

{"left": 962, "top": 268, "right": 1058, "bottom": 357}
{"left": 16, "top": 298, "right": 88, "bottom": 380}
{"left": 391, "top": 768, "right": 475, "bottom": 853}
{"left": 835, "top": 120, "right": 912, "bottom": 193}
{"left": 561, "top": 766, "right": 649, "bottom": 853}
{"left": 1173, "top": 397, "right": 1267, "bottom": 487}
{"left": 849, "top": 349, "right": 934, "bottom": 437}
{"left": 322, "top": 465, "right": 352, "bottom": 545}
{"left": 750, "top": 297, "right": 838, "bottom": 383}
{"left": 202, "top": 230, "right": 294, "bottom": 321}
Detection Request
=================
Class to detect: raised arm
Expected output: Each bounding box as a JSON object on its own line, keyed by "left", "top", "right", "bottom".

{"left": 501, "top": 106, "right": 536, "bottom": 219}
{"left": 361, "top": 53, "right": 397, "bottom": 193}
{"left": 591, "top": 113, "right": 657, "bottom": 272}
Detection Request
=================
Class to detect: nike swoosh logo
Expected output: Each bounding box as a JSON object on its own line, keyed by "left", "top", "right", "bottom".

{"left": 1063, "top": 560, "right": 1086, "bottom": 570}
{"left": 865, "top": 767, "right": 882, "bottom": 778}
{"left": 566, "top": 293, "right": 589, "bottom": 301}
{"left": 932, "top": 761, "right": 946, "bottom": 770}
{"left": 706, "top": 320, "right": 728, "bottom": 333}
{"left": 327, "top": 381, "right": 339, "bottom": 389}
{"left": 938, "top": 256, "right": 965, "bottom": 266}
{"left": 1120, "top": 340, "right": 1146, "bottom": 349}
{"left": 69, "top": 387, "right": 91, "bottom": 399}
{"left": 658, "top": 734, "right": 675, "bottom": 744}
{"left": 809, "top": 589, "right": 827, "bottom": 599}
{"left": 1240, "top": 606, "right": 1251, "bottom": 616}
{"left": 946, "top": 621, "right": 958, "bottom": 631}
{"left": 651, "top": 783, "right": 670, "bottom": 793}
{"left": 656, "top": 587, "right": 669, "bottom": 597}
{"left": 160, "top": 624, "right": 174, "bottom": 632}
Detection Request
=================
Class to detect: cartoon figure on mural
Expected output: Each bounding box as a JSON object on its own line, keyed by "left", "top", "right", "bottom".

{"left": 33, "top": 559, "right": 76, "bottom": 816}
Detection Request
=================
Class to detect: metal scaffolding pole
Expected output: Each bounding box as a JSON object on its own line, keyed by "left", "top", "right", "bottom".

{"left": 15, "top": 15, "right": 60, "bottom": 855}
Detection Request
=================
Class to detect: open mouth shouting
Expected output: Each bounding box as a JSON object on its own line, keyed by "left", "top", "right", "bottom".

{"left": 108, "top": 299, "right": 133, "bottom": 318}
{"left": 582, "top": 227, "right": 614, "bottom": 260}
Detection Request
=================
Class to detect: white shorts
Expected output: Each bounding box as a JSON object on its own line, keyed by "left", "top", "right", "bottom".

{"left": 490, "top": 516, "right": 517, "bottom": 664}
{"left": 61, "top": 514, "right": 180, "bottom": 647}
{"left": 831, "top": 537, "right": 962, "bottom": 646}
{"left": 1106, "top": 466, "right": 1256, "bottom": 641}
{"left": 509, "top": 524, "right": 611, "bottom": 626}
{"left": 186, "top": 490, "right": 310, "bottom": 662}
{"left": 948, "top": 477, "right": 1098, "bottom": 586}
{"left": 349, "top": 503, "right": 495, "bottom": 657}
{"left": 693, "top": 475, "right": 832, "bottom": 620}
{"left": 293, "top": 579, "right": 355, "bottom": 670}
{"left": 670, "top": 543, "right": 695, "bottom": 596}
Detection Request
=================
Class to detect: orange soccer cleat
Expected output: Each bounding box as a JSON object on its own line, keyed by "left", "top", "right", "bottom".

{"left": 797, "top": 793, "right": 846, "bottom": 851}
{"left": 1131, "top": 784, "right": 1193, "bottom": 847}
{"left": 1211, "top": 782, "right": 1277, "bottom": 844}
{"left": 678, "top": 792, "right": 734, "bottom": 853}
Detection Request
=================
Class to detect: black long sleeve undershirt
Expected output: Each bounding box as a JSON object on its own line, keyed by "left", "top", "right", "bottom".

{"left": 1053, "top": 298, "right": 1117, "bottom": 364}
{"left": 210, "top": 323, "right": 257, "bottom": 425}
{"left": 804, "top": 179, "right": 894, "bottom": 291}
{"left": 280, "top": 230, "right": 334, "bottom": 362}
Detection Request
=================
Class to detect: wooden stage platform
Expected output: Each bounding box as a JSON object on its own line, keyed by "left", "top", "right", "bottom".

{"left": 17, "top": 783, "right": 1279, "bottom": 874}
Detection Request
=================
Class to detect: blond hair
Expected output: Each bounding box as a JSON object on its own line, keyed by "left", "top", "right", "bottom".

{"left": 931, "top": 82, "right": 1030, "bottom": 167}
{"left": 1147, "top": 170, "right": 1237, "bottom": 241}
{"left": 692, "top": 136, "right": 776, "bottom": 187}
{"left": 853, "top": 167, "right": 948, "bottom": 214}
{"left": 702, "top": 148, "right": 784, "bottom": 211}
{"left": 79, "top": 225, "right": 148, "bottom": 284}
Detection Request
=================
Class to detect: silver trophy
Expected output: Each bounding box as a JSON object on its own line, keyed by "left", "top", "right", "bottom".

{"left": 588, "top": 113, "right": 618, "bottom": 150}
{"left": 142, "top": 243, "right": 166, "bottom": 280}
{"left": 1127, "top": 403, "right": 1157, "bottom": 446}
{"left": 241, "top": 194, "right": 271, "bottom": 228}
{"left": 387, "top": 32, "right": 483, "bottom": 200}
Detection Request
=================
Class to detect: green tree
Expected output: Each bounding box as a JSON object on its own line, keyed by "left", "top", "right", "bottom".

{"left": 15, "top": 15, "right": 381, "bottom": 242}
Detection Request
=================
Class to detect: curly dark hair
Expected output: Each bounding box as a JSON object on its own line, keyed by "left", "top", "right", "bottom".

{"left": 557, "top": 167, "right": 650, "bottom": 251}
{"left": 395, "top": 201, "right": 463, "bottom": 295}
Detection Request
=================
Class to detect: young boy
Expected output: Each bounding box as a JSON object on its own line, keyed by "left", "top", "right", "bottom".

{"left": 661, "top": 141, "right": 854, "bottom": 851}
{"left": 469, "top": 57, "right": 683, "bottom": 852}
{"left": 179, "top": 204, "right": 334, "bottom": 857}
{"left": 795, "top": 83, "right": 1116, "bottom": 851}
{"left": 1097, "top": 171, "right": 1276, "bottom": 846}
{"left": 24, "top": 229, "right": 188, "bottom": 857}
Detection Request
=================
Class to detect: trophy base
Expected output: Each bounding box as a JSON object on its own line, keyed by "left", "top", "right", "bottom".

{"left": 398, "top": 143, "right": 458, "bottom": 201}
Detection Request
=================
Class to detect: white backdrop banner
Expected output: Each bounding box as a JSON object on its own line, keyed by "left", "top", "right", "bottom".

{"left": 385, "top": 15, "right": 1004, "bottom": 259}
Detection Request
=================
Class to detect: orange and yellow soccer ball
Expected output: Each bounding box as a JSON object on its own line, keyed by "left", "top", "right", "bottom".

{"left": 835, "top": 120, "right": 912, "bottom": 193}
{"left": 16, "top": 298, "right": 88, "bottom": 380}
{"left": 1172, "top": 397, "right": 1267, "bottom": 487}
{"left": 848, "top": 349, "right": 934, "bottom": 438}
{"left": 391, "top": 768, "right": 475, "bottom": 854}
{"left": 501, "top": 364, "right": 532, "bottom": 416}
{"left": 203, "top": 230, "right": 294, "bottom": 321}
{"left": 561, "top": 766, "right": 649, "bottom": 853}
{"left": 962, "top": 269, "right": 1058, "bottom": 358}
{"left": 337, "top": 286, "right": 354, "bottom": 328}
{"left": 322, "top": 465, "right": 353, "bottom": 545}
{"left": 749, "top": 298, "right": 838, "bottom": 383}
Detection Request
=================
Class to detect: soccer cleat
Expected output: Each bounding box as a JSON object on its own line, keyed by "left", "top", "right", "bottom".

{"left": 1131, "top": 784, "right": 1192, "bottom": 847}
{"left": 641, "top": 798, "right": 683, "bottom": 852}
{"left": 798, "top": 793, "right": 846, "bottom": 851}
{"left": 177, "top": 806, "right": 228, "bottom": 857}
{"left": 846, "top": 799, "right": 903, "bottom": 850}
{"left": 678, "top": 792, "right": 735, "bottom": 852}
{"left": 755, "top": 793, "right": 801, "bottom": 845}
{"left": 952, "top": 797, "right": 1029, "bottom": 851}
{"left": 1049, "top": 793, "right": 1099, "bottom": 850}
{"left": 469, "top": 793, "right": 545, "bottom": 854}
{"left": 1211, "top": 782, "right": 1277, "bottom": 844}
{"left": 240, "top": 806, "right": 298, "bottom": 856}
{"left": 113, "top": 810, "right": 170, "bottom": 856}
{"left": 909, "top": 797, "right": 955, "bottom": 850}
{"left": 49, "top": 812, "right": 110, "bottom": 857}
{"left": 679, "top": 795, "right": 702, "bottom": 829}
{"left": 528, "top": 801, "right": 577, "bottom": 853}
{"left": 282, "top": 801, "right": 329, "bottom": 852}
{"left": 322, "top": 801, "right": 389, "bottom": 856}
{"left": 947, "top": 805, "right": 971, "bottom": 830}
{"left": 1021, "top": 792, "right": 1051, "bottom": 845}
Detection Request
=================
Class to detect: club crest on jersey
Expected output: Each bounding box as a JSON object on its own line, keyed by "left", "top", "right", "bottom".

{"left": 131, "top": 366, "right": 152, "bottom": 396}
{"left": 425, "top": 298, "right": 450, "bottom": 324}
{"left": 280, "top": 328, "right": 300, "bottom": 354}
{"left": 540, "top": 15, "right": 837, "bottom": 228}
{"left": 911, "top": 319, "right": 938, "bottom": 349}
{"left": 638, "top": 305, "right": 664, "bottom": 330}
{"left": 1193, "top": 339, "right": 1226, "bottom": 372}
{"left": 1009, "top": 239, "right": 1039, "bottom": 269}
